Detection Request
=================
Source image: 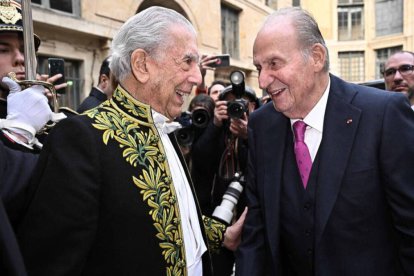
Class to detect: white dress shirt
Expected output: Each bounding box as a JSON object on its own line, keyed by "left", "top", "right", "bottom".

{"left": 291, "top": 78, "right": 331, "bottom": 161}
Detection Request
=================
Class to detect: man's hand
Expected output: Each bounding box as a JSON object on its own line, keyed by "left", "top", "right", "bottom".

{"left": 213, "top": 100, "right": 229, "bottom": 127}
{"left": 222, "top": 207, "right": 248, "bottom": 251}
{"left": 37, "top": 73, "right": 68, "bottom": 100}
{"left": 229, "top": 113, "right": 248, "bottom": 139}
{"left": 198, "top": 54, "right": 219, "bottom": 76}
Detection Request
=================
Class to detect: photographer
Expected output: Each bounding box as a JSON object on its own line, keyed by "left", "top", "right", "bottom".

{"left": 190, "top": 71, "right": 259, "bottom": 276}
{"left": 175, "top": 94, "right": 215, "bottom": 164}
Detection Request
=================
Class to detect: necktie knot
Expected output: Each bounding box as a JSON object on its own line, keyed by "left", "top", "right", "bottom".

{"left": 293, "top": 120, "right": 306, "bottom": 142}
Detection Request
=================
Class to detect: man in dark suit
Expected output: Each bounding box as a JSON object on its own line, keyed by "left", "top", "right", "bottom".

{"left": 77, "top": 56, "right": 113, "bottom": 113}
{"left": 236, "top": 7, "right": 414, "bottom": 276}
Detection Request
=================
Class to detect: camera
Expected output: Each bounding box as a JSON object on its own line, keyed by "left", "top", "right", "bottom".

{"left": 175, "top": 111, "right": 193, "bottom": 147}
{"left": 175, "top": 105, "right": 212, "bottom": 147}
{"left": 191, "top": 106, "right": 211, "bottom": 128}
{"left": 227, "top": 99, "right": 248, "bottom": 119}
{"left": 212, "top": 172, "right": 245, "bottom": 225}
{"left": 219, "top": 70, "right": 249, "bottom": 119}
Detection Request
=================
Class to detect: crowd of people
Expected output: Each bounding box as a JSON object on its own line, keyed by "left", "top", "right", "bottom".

{"left": 1, "top": 1, "right": 414, "bottom": 276}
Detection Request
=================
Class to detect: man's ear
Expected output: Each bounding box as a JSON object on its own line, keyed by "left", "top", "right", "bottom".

{"left": 131, "top": 49, "right": 150, "bottom": 83}
{"left": 311, "top": 43, "right": 326, "bottom": 72}
{"left": 99, "top": 74, "right": 109, "bottom": 89}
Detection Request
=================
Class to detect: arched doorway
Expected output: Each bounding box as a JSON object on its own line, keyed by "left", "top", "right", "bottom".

{"left": 137, "top": 0, "right": 189, "bottom": 20}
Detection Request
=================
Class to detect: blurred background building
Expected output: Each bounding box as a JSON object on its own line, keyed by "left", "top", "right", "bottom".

{"left": 30, "top": 0, "right": 413, "bottom": 109}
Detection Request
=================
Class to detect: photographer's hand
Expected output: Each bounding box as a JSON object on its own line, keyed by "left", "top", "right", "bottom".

{"left": 37, "top": 73, "right": 68, "bottom": 101}
{"left": 223, "top": 207, "right": 248, "bottom": 251}
{"left": 229, "top": 113, "right": 248, "bottom": 139}
{"left": 197, "top": 55, "right": 218, "bottom": 92}
{"left": 213, "top": 100, "right": 228, "bottom": 127}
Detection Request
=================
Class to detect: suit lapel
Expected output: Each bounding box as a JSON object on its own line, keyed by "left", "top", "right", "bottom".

{"left": 314, "top": 76, "right": 362, "bottom": 245}
{"left": 262, "top": 110, "right": 289, "bottom": 258}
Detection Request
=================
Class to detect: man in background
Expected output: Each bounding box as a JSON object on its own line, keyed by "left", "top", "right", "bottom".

{"left": 77, "top": 56, "right": 113, "bottom": 113}
{"left": 383, "top": 50, "right": 414, "bottom": 109}
{"left": 207, "top": 80, "right": 226, "bottom": 102}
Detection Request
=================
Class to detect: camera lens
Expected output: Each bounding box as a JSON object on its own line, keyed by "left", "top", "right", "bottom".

{"left": 176, "top": 127, "right": 194, "bottom": 147}
{"left": 227, "top": 100, "right": 247, "bottom": 119}
{"left": 192, "top": 108, "right": 210, "bottom": 128}
{"left": 212, "top": 179, "right": 244, "bottom": 225}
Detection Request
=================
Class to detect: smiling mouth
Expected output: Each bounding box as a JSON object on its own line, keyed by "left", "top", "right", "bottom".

{"left": 268, "top": 87, "right": 286, "bottom": 97}
{"left": 176, "top": 90, "right": 189, "bottom": 103}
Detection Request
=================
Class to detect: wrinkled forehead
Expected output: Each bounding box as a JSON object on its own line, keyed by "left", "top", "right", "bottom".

{"left": 165, "top": 24, "right": 199, "bottom": 58}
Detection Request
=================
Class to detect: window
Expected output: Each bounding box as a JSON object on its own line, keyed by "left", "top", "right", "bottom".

{"left": 338, "top": 51, "right": 365, "bottom": 82}
{"left": 292, "top": 0, "right": 301, "bottom": 6}
{"left": 37, "top": 56, "right": 83, "bottom": 110}
{"left": 375, "top": 46, "right": 403, "bottom": 79}
{"left": 375, "top": 0, "right": 403, "bottom": 36}
{"left": 338, "top": 1, "right": 364, "bottom": 40}
{"left": 221, "top": 5, "right": 239, "bottom": 59}
{"left": 32, "top": 0, "right": 80, "bottom": 15}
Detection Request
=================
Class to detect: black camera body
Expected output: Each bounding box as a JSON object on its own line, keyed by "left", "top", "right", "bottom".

{"left": 226, "top": 98, "right": 248, "bottom": 119}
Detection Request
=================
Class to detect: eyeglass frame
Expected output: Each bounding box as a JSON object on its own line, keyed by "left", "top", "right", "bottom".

{"left": 382, "top": 64, "right": 414, "bottom": 79}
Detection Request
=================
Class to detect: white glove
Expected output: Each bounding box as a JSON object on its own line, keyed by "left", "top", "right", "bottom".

{"left": 0, "top": 77, "right": 66, "bottom": 145}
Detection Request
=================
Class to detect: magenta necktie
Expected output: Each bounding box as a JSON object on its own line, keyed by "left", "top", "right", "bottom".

{"left": 293, "top": 121, "right": 312, "bottom": 189}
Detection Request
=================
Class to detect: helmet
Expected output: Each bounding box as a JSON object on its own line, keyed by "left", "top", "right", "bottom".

{"left": 0, "top": 0, "right": 41, "bottom": 51}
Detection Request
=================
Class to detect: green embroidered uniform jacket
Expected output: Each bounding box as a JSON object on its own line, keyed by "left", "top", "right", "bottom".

{"left": 17, "top": 86, "right": 226, "bottom": 276}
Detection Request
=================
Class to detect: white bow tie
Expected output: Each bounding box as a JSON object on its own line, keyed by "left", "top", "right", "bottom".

{"left": 156, "top": 120, "right": 182, "bottom": 134}
{"left": 152, "top": 111, "right": 182, "bottom": 134}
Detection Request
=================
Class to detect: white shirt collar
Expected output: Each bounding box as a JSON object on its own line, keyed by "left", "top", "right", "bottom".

{"left": 291, "top": 77, "right": 331, "bottom": 132}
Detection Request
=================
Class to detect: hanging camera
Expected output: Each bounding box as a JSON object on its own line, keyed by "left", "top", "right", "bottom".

{"left": 212, "top": 172, "right": 245, "bottom": 225}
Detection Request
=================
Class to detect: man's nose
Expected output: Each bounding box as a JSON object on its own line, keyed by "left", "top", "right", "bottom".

{"left": 258, "top": 69, "right": 273, "bottom": 89}
{"left": 13, "top": 48, "right": 25, "bottom": 66}
{"left": 394, "top": 70, "right": 404, "bottom": 80}
{"left": 190, "top": 64, "right": 202, "bottom": 86}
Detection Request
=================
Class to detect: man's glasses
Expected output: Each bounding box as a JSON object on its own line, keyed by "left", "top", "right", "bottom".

{"left": 382, "top": 64, "right": 414, "bottom": 79}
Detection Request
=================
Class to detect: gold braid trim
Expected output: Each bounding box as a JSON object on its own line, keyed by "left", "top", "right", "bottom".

{"left": 85, "top": 86, "right": 187, "bottom": 275}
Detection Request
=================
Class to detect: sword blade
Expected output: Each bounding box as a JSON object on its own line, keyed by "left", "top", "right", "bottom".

{"left": 21, "top": 0, "right": 37, "bottom": 80}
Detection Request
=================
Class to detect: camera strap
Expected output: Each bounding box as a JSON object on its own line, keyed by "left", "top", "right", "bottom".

{"left": 218, "top": 134, "right": 240, "bottom": 181}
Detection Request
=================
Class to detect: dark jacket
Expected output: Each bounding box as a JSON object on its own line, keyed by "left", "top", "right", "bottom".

{"left": 77, "top": 87, "right": 107, "bottom": 113}
{"left": 0, "top": 140, "right": 38, "bottom": 276}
